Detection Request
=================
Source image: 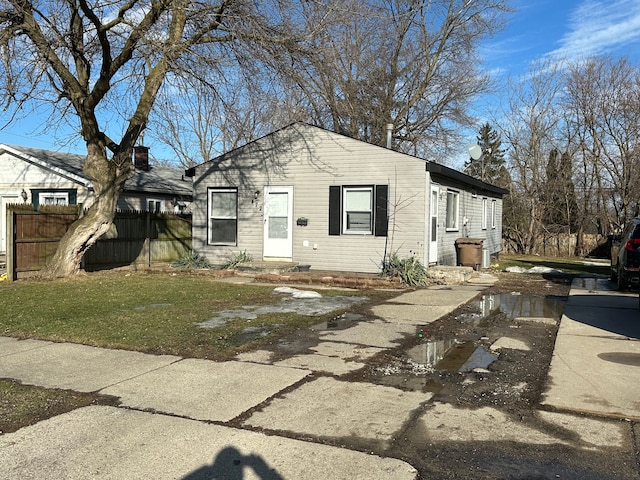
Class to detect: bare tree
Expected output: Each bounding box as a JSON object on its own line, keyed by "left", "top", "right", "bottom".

{"left": 264, "top": 0, "right": 510, "bottom": 159}
{"left": 563, "top": 56, "right": 640, "bottom": 234}
{"left": 150, "top": 55, "right": 304, "bottom": 167}
{"left": 500, "top": 60, "right": 565, "bottom": 254}
{"left": 0, "top": 0, "right": 306, "bottom": 277}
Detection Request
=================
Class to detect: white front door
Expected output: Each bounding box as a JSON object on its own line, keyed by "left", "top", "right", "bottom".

{"left": 1, "top": 195, "right": 19, "bottom": 253}
{"left": 263, "top": 186, "right": 293, "bottom": 259}
{"left": 429, "top": 186, "right": 439, "bottom": 264}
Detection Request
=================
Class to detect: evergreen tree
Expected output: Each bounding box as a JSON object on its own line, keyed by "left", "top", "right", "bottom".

{"left": 464, "top": 123, "right": 510, "bottom": 188}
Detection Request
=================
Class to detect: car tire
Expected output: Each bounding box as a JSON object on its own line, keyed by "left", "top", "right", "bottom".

{"left": 617, "top": 266, "right": 628, "bottom": 291}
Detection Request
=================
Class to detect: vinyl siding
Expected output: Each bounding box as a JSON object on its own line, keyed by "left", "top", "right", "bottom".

{"left": 0, "top": 151, "right": 92, "bottom": 205}
{"left": 192, "top": 124, "right": 428, "bottom": 273}
{"left": 432, "top": 181, "right": 503, "bottom": 266}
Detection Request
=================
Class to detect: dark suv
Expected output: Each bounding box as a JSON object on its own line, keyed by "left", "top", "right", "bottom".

{"left": 610, "top": 217, "right": 640, "bottom": 289}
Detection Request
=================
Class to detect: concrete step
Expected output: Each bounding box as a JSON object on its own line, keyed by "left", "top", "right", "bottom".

{"left": 235, "top": 261, "right": 299, "bottom": 276}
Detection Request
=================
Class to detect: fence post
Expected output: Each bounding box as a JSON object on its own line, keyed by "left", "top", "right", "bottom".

{"left": 146, "top": 210, "right": 151, "bottom": 267}
{"left": 7, "top": 207, "right": 15, "bottom": 282}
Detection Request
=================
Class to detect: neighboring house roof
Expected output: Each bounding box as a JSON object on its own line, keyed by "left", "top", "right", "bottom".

{"left": 1, "top": 144, "right": 192, "bottom": 197}
{"left": 188, "top": 122, "right": 509, "bottom": 197}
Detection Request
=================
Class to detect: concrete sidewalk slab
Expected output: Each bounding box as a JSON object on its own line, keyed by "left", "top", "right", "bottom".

{"left": 561, "top": 304, "right": 640, "bottom": 339}
{"left": 372, "top": 287, "right": 482, "bottom": 325}
{"left": 245, "top": 377, "right": 431, "bottom": 448}
{"left": 273, "top": 342, "right": 385, "bottom": 375}
{"left": 0, "top": 336, "right": 53, "bottom": 356}
{"left": 0, "top": 406, "right": 417, "bottom": 480}
{"left": 371, "top": 303, "right": 454, "bottom": 324}
{"left": 274, "top": 353, "right": 364, "bottom": 375}
{"left": 0, "top": 342, "right": 180, "bottom": 392}
{"left": 387, "top": 286, "right": 483, "bottom": 306}
{"left": 418, "top": 402, "right": 628, "bottom": 448}
{"left": 318, "top": 320, "right": 414, "bottom": 348}
{"left": 101, "top": 359, "right": 310, "bottom": 422}
{"left": 542, "top": 322, "right": 640, "bottom": 420}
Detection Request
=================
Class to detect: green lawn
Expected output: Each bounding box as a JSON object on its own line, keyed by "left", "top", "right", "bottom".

{"left": 0, "top": 271, "right": 398, "bottom": 360}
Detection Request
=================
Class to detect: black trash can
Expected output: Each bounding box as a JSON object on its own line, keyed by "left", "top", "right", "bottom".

{"left": 455, "top": 238, "right": 484, "bottom": 270}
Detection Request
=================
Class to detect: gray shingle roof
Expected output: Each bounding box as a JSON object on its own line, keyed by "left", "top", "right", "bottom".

{"left": 3, "top": 144, "right": 192, "bottom": 197}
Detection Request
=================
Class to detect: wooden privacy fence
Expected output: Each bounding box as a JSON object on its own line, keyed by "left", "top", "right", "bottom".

{"left": 6, "top": 205, "right": 192, "bottom": 280}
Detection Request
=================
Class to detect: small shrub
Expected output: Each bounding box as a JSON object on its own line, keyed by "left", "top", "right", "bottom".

{"left": 381, "top": 252, "right": 429, "bottom": 286}
{"left": 171, "top": 250, "right": 212, "bottom": 269}
{"left": 221, "top": 250, "right": 254, "bottom": 269}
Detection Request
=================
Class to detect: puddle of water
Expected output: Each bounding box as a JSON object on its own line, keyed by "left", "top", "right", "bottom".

{"left": 196, "top": 289, "right": 368, "bottom": 329}
{"left": 371, "top": 291, "right": 562, "bottom": 391}
{"left": 407, "top": 338, "right": 459, "bottom": 366}
{"left": 374, "top": 374, "right": 444, "bottom": 393}
{"left": 230, "top": 324, "right": 285, "bottom": 344}
{"left": 458, "top": 345, "right": 499, "bottom": 372}
{"left": 311, "top": 313, "right": 365, "bottom": 331}
{"left": 475, "top": 293, "right": 565, "bottom": 320}
{"left": 409, "top": 340, "right": 497, "bottom": 372}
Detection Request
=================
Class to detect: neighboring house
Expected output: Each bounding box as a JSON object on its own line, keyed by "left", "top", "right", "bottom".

{"left": 0, "top": 144, "right": 192, "bottom": 253}
{"left": 188, "top": 123, "right": 508, "bottom": 274}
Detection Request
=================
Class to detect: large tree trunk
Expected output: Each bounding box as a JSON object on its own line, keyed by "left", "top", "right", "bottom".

{"left": 38, "top": 147, "right": 133, "bottom": 279}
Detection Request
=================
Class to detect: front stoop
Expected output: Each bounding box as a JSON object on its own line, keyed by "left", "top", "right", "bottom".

{"left": 235, "top": 261, "right": 299, "bottom": 276}
{"left": 427, "top": 265, "right": 475, "bottom": 285}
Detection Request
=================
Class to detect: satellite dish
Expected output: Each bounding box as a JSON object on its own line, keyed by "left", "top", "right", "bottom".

{"left": 467, "top": 144, "right": 482, "bottom": 160}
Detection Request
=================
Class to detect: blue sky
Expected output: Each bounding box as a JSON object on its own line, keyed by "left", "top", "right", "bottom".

{"left": 2, "top": 0, "right": 640, "bottom": 158}
{"left": 476, "top": 0, "right": 640, "bottom": 110}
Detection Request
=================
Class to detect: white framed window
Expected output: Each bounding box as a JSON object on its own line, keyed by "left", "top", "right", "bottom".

{"left": 491, "top": 199, "right": 497, "bottom": 229}
{"left": 39, "top": 192, "right": 68, "bottom": 206}
{"left": 343, "top": 186, "right": 373, "bottom": 234}
{"left": 148, "top": 199, "right": 162, "bottom": 213}
{"left": 208, "top": 188, "right": 238, "bottom": 245}
{"left": 445, "top": 190, "right": 459, "bottom": 231}
{"left": 481, "top": 198, "right": 487, "bottom": 230}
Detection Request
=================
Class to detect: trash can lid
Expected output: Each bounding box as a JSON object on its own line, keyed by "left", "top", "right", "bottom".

{"left": 455, "top": 237, "right": 484, "bottom": 245}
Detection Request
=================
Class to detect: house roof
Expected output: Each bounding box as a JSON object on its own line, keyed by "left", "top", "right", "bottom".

{"left": 188, "top": 122, "right": 509, "bottom": 197}
{"left": 1, "top": 144, "right": 192, "bottom": 197}
{"left": 426, "top": 162, "right": 509, "bottom": 196}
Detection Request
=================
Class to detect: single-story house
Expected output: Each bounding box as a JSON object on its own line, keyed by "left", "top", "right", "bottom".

{"left": 0, "top": 144, "right": 192, "bottom": 252}
{"left": 188, "top": 123, "right": 508, "bottom": 274}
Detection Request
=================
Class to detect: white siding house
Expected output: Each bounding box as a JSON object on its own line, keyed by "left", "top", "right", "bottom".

{"left": 189, "top": 123, "right": 507, "bottom": 274}
{"left": 0, "top": 144, "right": 193, "bottom": 253}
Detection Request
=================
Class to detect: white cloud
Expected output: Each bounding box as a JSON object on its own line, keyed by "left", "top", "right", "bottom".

{"left": 549, "top": 0, "right": 640, "bottom": 60}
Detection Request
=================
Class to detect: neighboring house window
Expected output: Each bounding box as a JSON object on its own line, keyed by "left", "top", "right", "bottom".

{"left": 208, "top": 188, "right": 238, "bottom": 245}
{"left": 328, "top": 185, "right": 388, "bottom": 236}
{"left": 445, "top": 190, "right": 459, "bottom": 231}
{"left": 491, "top": 199, "right": 497, "bottom": 229}
{"left": 481, "top": 198, "right": 487, "bottom": 230}
{"left": 31, "top": 189, "right": 77, "bottom": 210}
{"left": 148, "top": 199, "right": 162, "bottom": 213}
{"left": 39, "top": 192, "right": 68, "bottom": 206}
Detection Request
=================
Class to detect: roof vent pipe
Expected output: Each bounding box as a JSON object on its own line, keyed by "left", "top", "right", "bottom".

{"left": 385, "top": 123, "right": 393, "bottom": 149}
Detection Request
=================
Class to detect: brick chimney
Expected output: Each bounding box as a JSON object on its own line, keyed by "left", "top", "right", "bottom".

{"left": 134, "top": 145, "right": 150, "bottom": 171}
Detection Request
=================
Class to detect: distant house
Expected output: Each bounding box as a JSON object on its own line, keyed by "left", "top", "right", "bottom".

{"left": 187, "top": 123, "right": 507, "bottom": 274}
{"left": 0, "top": 144, "right": 192, "bottom": 253}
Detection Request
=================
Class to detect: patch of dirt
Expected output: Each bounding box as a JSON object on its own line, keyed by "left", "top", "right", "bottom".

{"left": 0, "top": 379, "right": 119, "bottom": 434}
{"left": 349, "top": 272, "right": 570, "bottom": 409}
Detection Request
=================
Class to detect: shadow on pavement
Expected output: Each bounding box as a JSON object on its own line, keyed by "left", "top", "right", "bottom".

{"left": 182, "top": 446, "right": 284, "bottom": 480}
{"left": 563, "top": 292, "right": 640, "bottom": 339}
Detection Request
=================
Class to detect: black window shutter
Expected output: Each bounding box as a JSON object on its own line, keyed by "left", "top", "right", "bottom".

{"left": 329, "top": 186, "right": 341, "bottom": 235}
{"left": 374, "top": 185, "right": 388, "bottom": 237}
